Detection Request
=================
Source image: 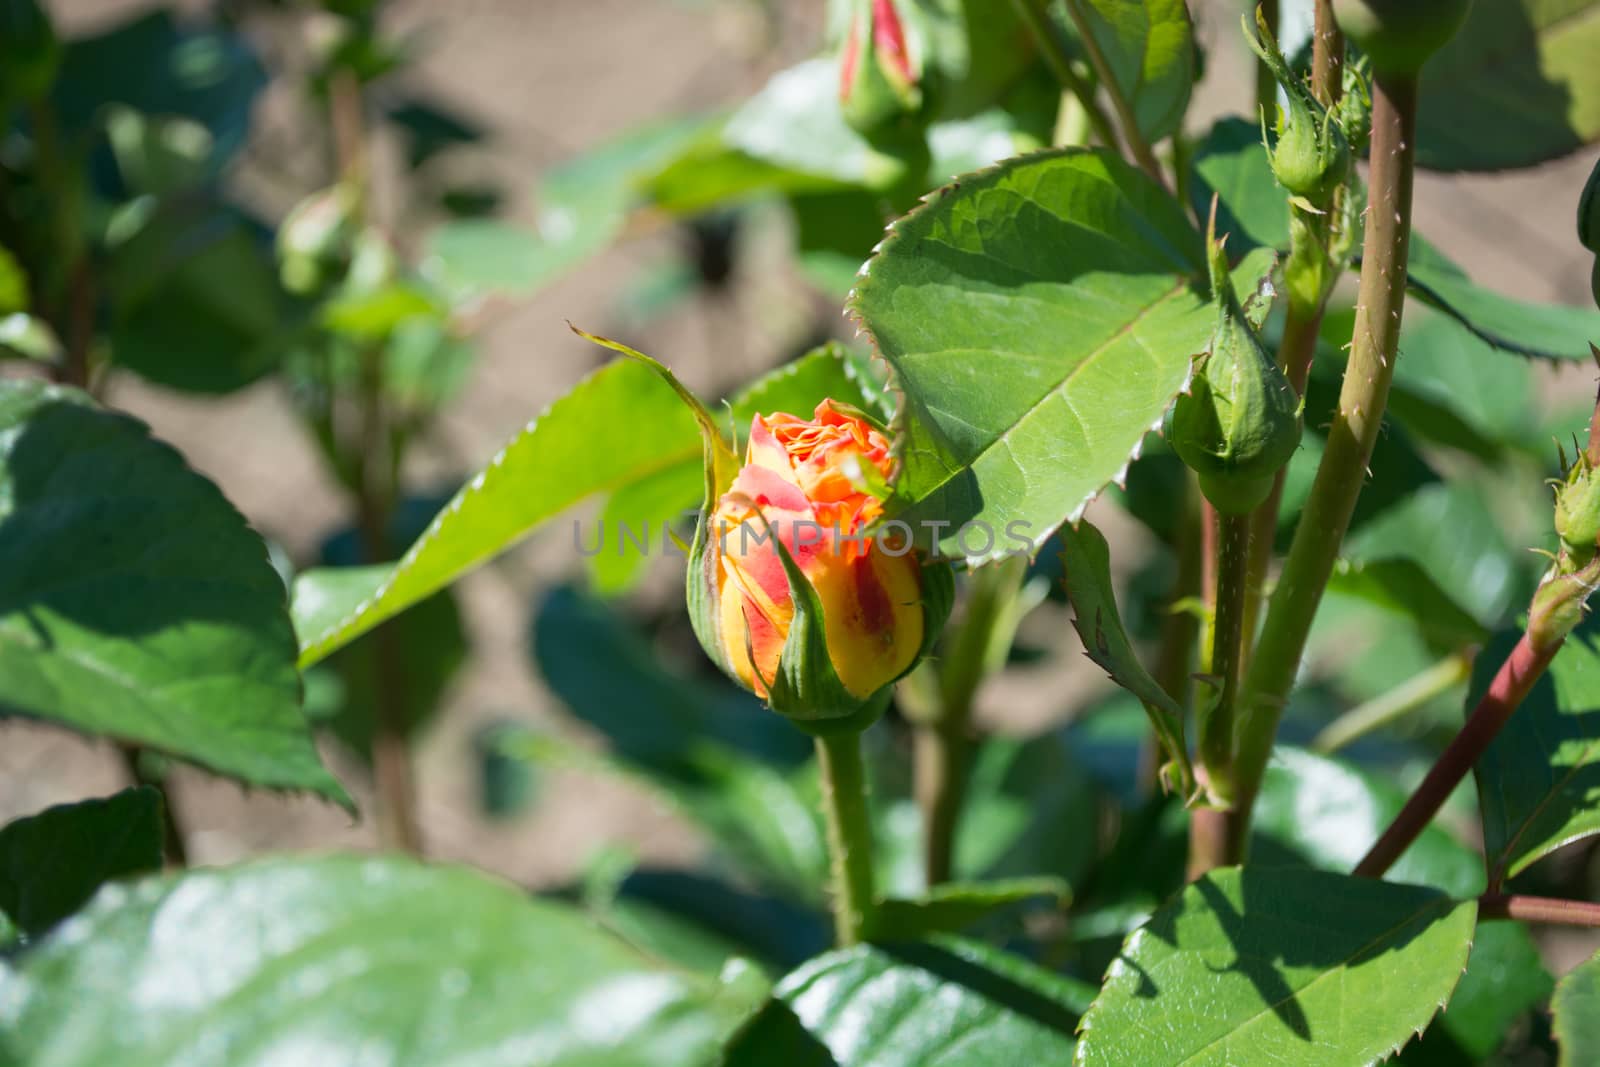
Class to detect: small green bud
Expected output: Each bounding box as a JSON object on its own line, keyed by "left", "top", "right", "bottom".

{"left": 838, "top": 0, "right": 924, "bottom": 140}
{"left": 1337, "top": 57, "right": 1373, "bottom": 157}
{"left": 277, "top": 185, "right": 360, "bottom": 296}
{"left": 0, "top": 0, "right": 59, "bottom": 103}
{"left": 1244, "top": 10, "right": 1350, "bottom": 207}
{"left": 1556, "top": 461, "right": 1600, "bottom": 562}
{"left": 1332, "top": 0, "right": 1471, "bottom": 75}
{"left": 1169, "top": 222, "right": 1302, "bottom": 515}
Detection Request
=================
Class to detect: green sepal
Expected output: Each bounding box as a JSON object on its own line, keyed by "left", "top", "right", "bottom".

{"left": 568, "top": 326, "right": 740, "bottom": 678}
{"left": 1168, "top": 219, "right": 1302, "bottom": 516}
{"left": 1243, "top": 8, "right": 1350, "bottom": 208}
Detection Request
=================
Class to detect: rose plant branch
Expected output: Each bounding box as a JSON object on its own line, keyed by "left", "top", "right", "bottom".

{"left": 816, "top": 731, "right": 878, "bottom": 944}
{"left": 1010, "top": 0, "right": 1123, "bottom": 164}
{"left": 1231, "top": 64, "right": 1423, "bottom": 839}
{"left": 1478, "top": 894, "right": 1600, "bottom": 928}
{"left": 1311, "top": 651, "right": 1473, "bottom": 754}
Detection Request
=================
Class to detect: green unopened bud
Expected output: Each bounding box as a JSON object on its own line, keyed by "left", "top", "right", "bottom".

{"left": 1244, "top": 10, "right": 1350, "bottom": 207}
{"left": 1169, "top": 222, "right": 1302, "bottom": 515}
{"left": 1337, "top": 57, "right": 1373, "bottom": 157}
{"left": 1332, "top": 0, "right": 1471, "bottom": 75}
{"left": 277, "top": 185, "right": 360, "bottom": 295}
{"left": 0, "top": 0, "right": 58, "bottom": 103}
{"left": 838, "top": 0, "right": 924, "bottom": 140}
{"left": 1556, "top": 462, "right": 1600, "bottom": 563}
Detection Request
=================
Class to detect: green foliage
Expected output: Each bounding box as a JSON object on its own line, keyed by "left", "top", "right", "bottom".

{"left": 1075, "top": 867, "right": 1477, "bottom": 1067}
{"left": 1554, "top": 950, "right": 1600, "bottom": 1066}
{"left": 1476, "top": 619, "right": 1600, "bottom": 881}
{"left": 853, "top": 149, "right": 1231, "bottom": 564}
{"left": 0, "top": 789, "right": 163, "bottom": 940}
{"left": 0, "top": 381, "right": 346, "bottom": 805}
{"left": 724, "top": 937, "right": 1092, "bottom": 1065}
{"left": 1062, "top": 0, "right": 1194, "bottom": 143}
{"left": 1416, "top": 0, "right": 1600, "bottom": 171}
{"left": 0, "top": 855, "right": 767, "bottom": 1067}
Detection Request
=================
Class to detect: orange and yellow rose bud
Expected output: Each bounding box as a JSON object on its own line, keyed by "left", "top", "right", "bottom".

{"left": 688, "top": 400, "right": 951, "bottom": 732}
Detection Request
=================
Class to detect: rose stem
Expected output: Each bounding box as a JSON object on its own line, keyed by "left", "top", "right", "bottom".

{"left": 1479, "top": 894, "right": 1600, "bottom": 927}
{"left": 1231, "top": 68, "right": 1422, "bottom": 844}
{"left": 1060, "top": 0, "right": 1170, "bottom": 189}
{"left": 1311, "top": 651, "right": 1472, "bottom": 754}
{"left": 1011, "top": 0, "right": 1122, "bottom": 159}
{"left": 1353, "top": 632, "right": 1559, "bottom": 879}
{"left": 1240, "top": 0, "right": 1347, "bottom": 656}
{"left": 816, "top": 731, "right": 878, "bottom": 945}
{"left": 1188, "top": 510, "right": 1249, "bottom": 878}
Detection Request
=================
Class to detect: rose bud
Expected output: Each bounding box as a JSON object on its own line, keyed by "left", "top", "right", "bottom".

{"left": 838, "top": 0, "right": 924, "bottom": 140}
{"left": 689, "top": 400, "right": 951, "bottom": 733}
{"left": 1244, "top": 9, "right": 1350, "bottom": 209}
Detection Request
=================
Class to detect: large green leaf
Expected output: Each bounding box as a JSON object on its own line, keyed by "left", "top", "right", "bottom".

{"left": 0, "top": 382, "right": 346, "bottom": 804}
{"left": 0, "top": 789, "right": 163, "bottom": 941}
{"left": 1254, "top": 749, "right": 1551, "bottom": 1061}
{"left": 0, "top": 855, "right": 764, "bottom": 1067}
{"left": 1065, "top": 0, "right": 1195, "bottom": 143}
{"left": 852, "top": 148, "right": 1222, "bottom": 564}
{"left": 295, "top": 357, "right": 699, "bottom": 666}
{"left": 724, "top": 937, "right": 1092, "bottom": 1066}
{"left": 1417, "top": 0, "right": 1600, "bottom": 171}
{"left": 1476, "top": 620, "right": 1600, "bottom": 881}
{"left": 1554, "top": 949, "right": 1600, "bottom": 1067}
{"left": 1075, "top": 867, "right": 1477, "bottom": 1067}
{"left": 1404, "top": 237, "right": 1600, "bottom": 362}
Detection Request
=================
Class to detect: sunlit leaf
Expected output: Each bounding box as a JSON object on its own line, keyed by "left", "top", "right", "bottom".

{"left": 1075, "top": 867, "right": 1476, "bottom": 1067}
{"left": 0, "top": 382, "right": 347, "bottom": 805}
{"left": 1554, "top": 949, "right": 1600, "bottom": 1066}
{"left": 0, "top": 855, "right": 765, "bottom": 1067}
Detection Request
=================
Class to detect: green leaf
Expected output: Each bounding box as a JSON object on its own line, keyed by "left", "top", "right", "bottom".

{"left": 295, "top": 357, "right": 700, "bottom": 666}
{"left": 1404, "top": 236, "right": 1600, "bottom": 361}
{"left": 420, "top": 219, "right": 548, "bottom": 302}
{"left": 0, "top": 788, "right": 163, "bottom": 940}
{"left": 0, "top": 245, "right": 27, "bottom": 315}
{"left": 1075, "top": 867, "right": 1477, "bottom": 1067}
{"left": 1066, "top": 0, "right": 1195, "bottom": 143}
{"left": 1417, "top": 0, "right": 1600, "bottom": 171}
{"left": 1254, "top": 749, "right": 1551, "bottom": 1062}
{"left": 107, "top": 205, "right": 292, "bottom": 393}
{"left": 1060, "top": 520, "right": 1192, "bottom": 795}
{"left": 1476, "top": 619, "right": 1600, "bottom": 881}
{"left": 1554, "top": 949, "right": 1600, "bottom": 1067}
{"left": 1188, "top": 117, "right": 1287, "bottom": 252}
{"left": 0, "top": 855, "right": 765, "bottom": 1067}
{"left": 1326, "top": 558, "right": 1488, "bottom": 653}
{"left": 852, "top": 148, "right": 1224, "bottom": 564}
{"left": 875, "top": 877, "right": 1068, "bottom": 940}
{"left": 53, "top": 10, "right": 264, "bottom": 173}
{"left": 724, "top": 937, "right": 1092, "bottom": 1066}
{"left": 0, "top": 382, "right": 347, "bottom": 805}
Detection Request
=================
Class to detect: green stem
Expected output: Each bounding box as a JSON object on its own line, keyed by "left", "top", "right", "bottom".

{"left": 1060, "top": 0, "right": 1169, "bottom": 189}
{"left": 1312, "top": 652, "right": 1472, "bottom": 754}
{"left": 1254, "top": 0, "right": 1281, "bottom": 118}
{"left": 1310, "top": 0, "right": 1346, "bottom": 108}
{"left": 913, "top": 724, "right": 967, "bottom": 887}
{"left": 1202, "top": 511, "right": 1249, "bottom": 802}
{"left": 1012, "top": 0, "right": 1121, "bottom": 154}
{"left": 1146, "top": 475, "right": 1203, "bottom": 793}
{"left": 1233, "top": 71, "right": 1421, "bottom": 830}
{"left": 118, "top": 746, "right": 188, "bottom": 867}
{"left": 816, "top": 732, "right": 877, "bottom": 945}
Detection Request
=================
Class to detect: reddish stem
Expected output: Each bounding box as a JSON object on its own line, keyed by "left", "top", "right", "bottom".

{"left": 1479, "top": 894, "right": 1600, "bottom": 928}
{"left": 1354, "top": 632, "right": 1559, "bottom": 878}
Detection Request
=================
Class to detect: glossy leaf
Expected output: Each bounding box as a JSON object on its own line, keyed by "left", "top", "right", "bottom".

{"left": 1554, "top": 949, "right": 1600, "bottom": 1067}
{"left": 1255, "top": 749, "right": 1551, "bottom": 1061}
{"left": 1075, "top": 867, "right": 1477, "bottom": 1067}
{"left": 1066, "top": 0, "right": 1195, "bottom": 143}
{"left": 1417, "top": 0, "right": 1600, "bottom": 171}
{"left": 1476, "top": 620, "right": 1600, "bottom": 881}
{"left": 1405, "top": 236, "right": 1600, "bottom": 362}
{"left": 0, "top": 382, "right": 347, "bottom": 804}
{"left": 295, "top": 357, "right": 700, "bottom": 666}
{"left": 1060, "top": 520, "right": 1191, "bottom": 793}
{"left": 853, "top": 149, "right": 1224, "bottom": 564}
{"left": 724, "top": 937, "right": 1092, "bottom": 1066}
{"left": 0, "top": 855, "right": 764, "bottom": 1067}
{"left": 0, "top": 788, "right": 163, "bottom": 940}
